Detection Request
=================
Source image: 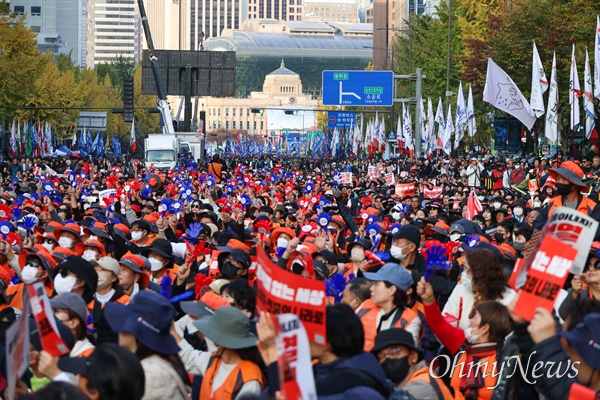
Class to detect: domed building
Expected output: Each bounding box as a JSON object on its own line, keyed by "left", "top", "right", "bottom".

{"left": 200, "top": 59, "right": 318, "bottom": 137}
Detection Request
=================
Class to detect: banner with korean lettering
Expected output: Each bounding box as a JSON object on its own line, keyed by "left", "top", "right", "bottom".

{"left": 339, "top": 172, "right": 353, "bottom": 185}
{"left": 424, "top": 185, "right": 443, "bottom": 199}
{"left": 27, "top": 283, "right": 70, "bottom": 357}
{"left": 256, "top": 247, "right": 327, "bottom": 345}
{"left": 513, "top": 235, "right": 577, "bottom": 321}
{"left": 542, "top": 207, "right": 598, "bottom": 275}
{"left": 384, "top": 173, "right": 395, "bottom": 185}
{"left": 275, "top": 314, "right": 317, "bottom": 400}
{"left": 6, "top": 294, "right": 29, "bottom": 400}
{"left": 368, "top": 166, "right": 377, "bottom": 180}
{"left": 395, "top": 183, "right": 415, "bottom": 198}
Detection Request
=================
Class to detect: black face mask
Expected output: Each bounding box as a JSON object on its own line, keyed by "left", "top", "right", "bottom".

{"left": 220, "top": 262, "right": 239, "bottom": 280}
{"left": 381, "top": 356, "right": 411, "bottom": 384}
{"left": 494, "top": 232, "right": 505, "bottom": 244}
{"left": 556, "top": 182, "right": 573, "bottom": 196}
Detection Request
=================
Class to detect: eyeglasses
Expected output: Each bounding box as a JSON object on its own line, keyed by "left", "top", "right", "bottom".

{"left": 377, "top": 347, "right": 407, "bottom": 361}
{"left": 191, "top": 204, "right": 200, "bottom": 209}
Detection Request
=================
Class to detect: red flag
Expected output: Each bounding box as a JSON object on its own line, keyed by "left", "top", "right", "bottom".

{"left": 130, "top": 118, "right": 136, "bottom": 153}
{"left": 466, "top": 190, "right": 483, "bottom": 220}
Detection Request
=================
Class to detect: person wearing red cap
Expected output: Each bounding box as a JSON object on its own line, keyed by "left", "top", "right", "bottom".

{"left": 533, "top": 160, "right": 600, "bottom": 239}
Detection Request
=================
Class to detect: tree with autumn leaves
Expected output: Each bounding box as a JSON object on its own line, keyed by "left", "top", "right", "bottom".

{"left": 394, "top": 0, "right": 600, "bottom": 148}
{"left": 0, "top": 2, "right": 160, "bottom": 144}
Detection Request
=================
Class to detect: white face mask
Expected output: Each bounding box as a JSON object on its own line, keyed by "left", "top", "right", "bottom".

{"left": 390, "top": 245, "right": 407, "bottom": 260}
{"left": 461, "top": 270, "right": 473, "bottom": 292}
{"left": 350, "top": 247, "right": 365, "bottom": 262}
{"left": 54, "top": 275, "right": 78, "bottom": 295}
{"left": 533, "top": 201, "right": 541, "bottom": 208}
{"left": 205, "top": 337, "right": 220, "bottom": 353}
{"left": 493, "top": 202, "right": 501, "bottom": 210}
{"left": 131, "top": 231, "right": 143, "bottom": 242}
{"left": 477, "top": 196, "right": 484, "bottom": 201}
{"left": 58, "top": 237, "right": 74, "bottom": 249}
{"left": 276, "top": 238, "right": 289, "bottom": 249}
{"left": 391, "top": 212, "right": 401, "bottom": 221}
{"left": 148, "top": 257, "right": 164, "bottom": 272}
{"left": 513, "top": 208, "right": 524, "bottom": 217}
{"left": 465, "top": 326, "right": 480, "bottom": 344}
{"left": 21, "top": 265, "right": 40, "bottom": 284}
{"left": 88, "top": 235, "right": 99, "bottom": 242}
{"left": 41, "top": 242, "right": 54, "bottom": 252}
{"left": 82, "top": 250, "right": 99, "bottom": 262}
{"left": 450, "top": 233, "right": 461, "bottom": 242}
{"left": 97, "top": 270, "right": 113, "bottom": 290}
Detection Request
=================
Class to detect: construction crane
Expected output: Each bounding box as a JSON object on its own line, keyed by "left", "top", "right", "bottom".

{"left": 137, "top": 0, "right": 175, "bottom": 135}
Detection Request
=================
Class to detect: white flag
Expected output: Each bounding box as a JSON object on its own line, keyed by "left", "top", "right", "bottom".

{"left": 402, "top": 103, "right": 413, "bottom": 150}
{"left": 595, "top": 16, "right": 600, "bottom": 100}
{"left": 427, "top": 98, "right": 435, "bottom": 155}
{"left": 530, "top": 41, "right": 549, "bottom": 118}
{"left": 467, "top": 84, "right": 477, "bottom": 137}
{"left": 443, "top": 105, "right": 454, "bottom": 155}
{"left": 483, "top": 58, "right": 536, "bottom": 130}
{"left": 455, "top": 82, "right": 467, "bottom": 149}
{"left": 570, "top": 44, "right": 581, "bottom": 132}
{"left": 545, "top": 52, "right": 559, "bottom": 143}
{"left": 585, "top": 47, "right": 596, "bottom": 139}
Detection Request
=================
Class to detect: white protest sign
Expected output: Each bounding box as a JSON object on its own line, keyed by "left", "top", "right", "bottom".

{"left": 98, "top": 189, "right": 117, "bottom": 206}
{"left": 6, "top": 297, "right": 30, "bottom": 400}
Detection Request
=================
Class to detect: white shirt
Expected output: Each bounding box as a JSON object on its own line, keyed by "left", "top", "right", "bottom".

{"left": 95, "top": 288, "right": 115, "bottom": 305}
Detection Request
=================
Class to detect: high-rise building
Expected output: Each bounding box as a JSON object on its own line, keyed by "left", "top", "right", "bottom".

{"left": 93, "top": 0, "right": 141, "bottom": 65}
{"left": 372, "top": 0, "right": 424, "bottom": 69}
{"left": 144, "top": 0, "right": 190, "bottom": 50}
{"left": 190, "top": 0, "right": 248, "bottom": 49}
{"left": 246, "top": 0, "right": 301, "bottom": 22}
{"left": 10, "top": 0, "right": 94, "bottom": 68}
{"left": 303, "top": 0, "right": 359, "bottom": 23}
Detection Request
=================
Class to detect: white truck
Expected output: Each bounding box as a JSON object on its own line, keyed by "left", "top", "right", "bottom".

{"left": 144, "top": 134, "right": 192, "bottom": 170}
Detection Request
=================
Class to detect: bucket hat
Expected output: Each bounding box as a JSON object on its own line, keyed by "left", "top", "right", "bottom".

{"left": 363, "top": 263, "right": 414, "bottom": 291}
{"left": 104, "top": 290, "right": 179, "bottom": 355}
{"left": 193, "top": 306, "right": 257, "bottom": 349}
{"left": 549, "top": 161, "right": 588, "bottom": 189}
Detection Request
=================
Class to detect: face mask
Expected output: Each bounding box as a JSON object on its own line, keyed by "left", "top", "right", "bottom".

{"left": 493, "top": 202, "right": 501, "bottom": 210}
{"left": 220, "top": 261, "right": 239, "bottom": 279}
{"left": 515, "top": 165, "right": 521, "bottom": 170}
{"left": 88, "top": 235, "right": 99, "bottom": 242}
{"left": 478, "top": 196, "right": 484, "bottom": 201}
{"left": 54, "top": 275, "right": 78, "bottom": 295}
{"left": 131, "top": 231, "right": 143, "bottom": 242}
{"left": 494, "top": 232, "right": 505, "bottom": 244}
{"left": 461, "top": 270, "right": 473, "bottom": 292}
{"left": 148, "top": 257, "right": 164, "bottom": 272}
{"left": 556, "top": 182, "right": 573, "bottom": 196}
{"left": 513, "top": 208, "right": 524, "bottom": 217}
{"left": 513, "top": 241, "right": 526, "bottom": 251}
{"left": 350, "top": 247, "right": 365, "bottom": 262}
{"left": 390, "top": 245, "right": 408, "bottom": 260}
{"left": 450, "top": 233, "right": 461, "bottom": 242}
{"left": 533, "top": 201, "right": 541, "bottom": 208}
{"left": 465, "top": 326, "right": 480, "bottom": 344}
{"left": 381, "top": 356, "right": 411, "bottom": 384}
{"left": 58, "top": 237, "right": 74, "bottom": 249}
{"left": 391, "top": 212, "right": 401, "bottom": 221}
{"left": 97, "top": 270, "right": 113, "bottom": 290}
{"left": 205, "top": 337, "right": 219, "bottom": 353}
{"left": 41, "top": 242, "right": 54, "bottom": 252}
{"left": 82, "top": 250, "right": 98, "bottom": 262}
{"left": 276, "top": 238, "right": 289, "bottom": 249}
{"left": 21, "top": 265, "right": 40, "bottom": 284}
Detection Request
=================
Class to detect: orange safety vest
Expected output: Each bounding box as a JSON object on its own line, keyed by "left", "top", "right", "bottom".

{"left": 199, "top": 355, "right": 264, "bottom": 400}
{"left": 77, "top": 347, "right": 95, "bottom": 358}
{"left": 450, "top": 350, "right": 498, "bottom": 400}
{"left": 407, "top": 366, "right": 454, "bottom": 400}
{"left": 357, "top": 299, "right": 420, "bottom": 351}
{"left": 148, "top": 264, "right": 179, "bottom": 286}
{"left": 208, "top": 162, "right": 223, "bottom": 183}
{"left": 87, "top": 293, "right": 131, "bottom": 331}
{"left": 7, "top": 281, "right": 53, "bottom": 311}
{"left": 547, "top": 195, "right": 597, "bottom": 218}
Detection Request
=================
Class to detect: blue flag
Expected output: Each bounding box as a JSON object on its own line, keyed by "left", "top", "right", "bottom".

{"left": 112, "top": 134, "right": 122, "bottom": 158}
{"left": 86, "top": 130, "right": 93, "bottom": 156}
{"left": 95, "top": 133, "right": 105, "bottom": 158}
{"left": 225, "top": 136, "right": 232, "bottom": 153}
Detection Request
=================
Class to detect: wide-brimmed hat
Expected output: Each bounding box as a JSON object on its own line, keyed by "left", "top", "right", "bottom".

{"left": 55, "top": 256, "right": 98, "bottom": 293}
{"left": 363, "top": 263, "right": 414, "bottom": 291}
{"left": 141, "top": 238, "right": 173, "bottom": 260}
{"left": 558, "top": 313, "right": 600, "bottom": 369}
{"left": 104, "top": 290, "right": 179, "bottom": 355}
{"left": 346, "top": 238, "right": 373, "bottom": 254}
{"left": 53, "top": 223, "right": 83, "bottom": 241}
{"left": 371, "top": 328, "right": 423, "bottom": 361}
{"left": 19, "top": 247, "right": 56, "bottom": 272}
{"left": 193, "top": 306, "right": 257, "bottom": 349}
{"left": 50, "top": 292, "right": 88, "bottom": 322}
{"left": 119, "top": 252, "right": 150, "bottom": 288}
{"left": 271, "top": 227, "right": 296, "bottom": 245}
{"left": 549, "top": 161, "right": 588, "bottom": 189}
{"left": 216, "top": 248, "right": 251, "bottom": 270}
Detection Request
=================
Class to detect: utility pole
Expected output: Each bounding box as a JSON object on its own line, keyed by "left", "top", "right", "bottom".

{"left": 415, "top": 68, "right": 423, "bottom": 157}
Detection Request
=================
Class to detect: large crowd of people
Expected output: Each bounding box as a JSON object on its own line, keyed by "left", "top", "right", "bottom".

{"left": 0, "top": 149, "right": 599, "bottom": 400}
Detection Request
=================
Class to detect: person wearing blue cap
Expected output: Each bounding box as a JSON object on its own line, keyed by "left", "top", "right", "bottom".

{"left": 358, "top": 263, "right": 421, "bottom": 351}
